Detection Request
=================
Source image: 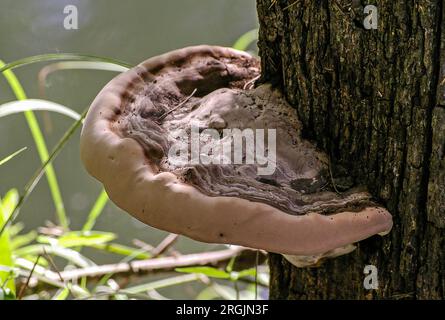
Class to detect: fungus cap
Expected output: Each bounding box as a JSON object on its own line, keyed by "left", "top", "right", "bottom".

{"left": 80, "top": 45, "right": 392, "bottom": 260}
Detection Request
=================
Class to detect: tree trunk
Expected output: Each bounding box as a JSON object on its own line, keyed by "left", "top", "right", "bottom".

{"left": 257, "top": 0, "right": 444, "bottom": 299}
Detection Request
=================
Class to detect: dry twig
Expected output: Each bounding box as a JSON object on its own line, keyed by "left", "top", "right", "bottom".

{"left": 32, "top": 246, "right": 250, "bottom": 282}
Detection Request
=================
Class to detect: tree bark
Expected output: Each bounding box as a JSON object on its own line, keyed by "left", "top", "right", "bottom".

{"left": 257, "top": 0, "right": 444, "bottom": 299}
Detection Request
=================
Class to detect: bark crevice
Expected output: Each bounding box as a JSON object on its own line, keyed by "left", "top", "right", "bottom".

{"left": 258, "top": 0, "right": 444, "bottom": 299}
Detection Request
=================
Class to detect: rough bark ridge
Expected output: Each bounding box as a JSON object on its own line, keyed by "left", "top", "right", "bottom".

{"left": 257, "top": 0, "right": 444, "bottom": 299}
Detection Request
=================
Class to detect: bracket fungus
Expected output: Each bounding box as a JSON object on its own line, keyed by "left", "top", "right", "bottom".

{"left": 80, "top": 46, "right": 393, "bottom": 267}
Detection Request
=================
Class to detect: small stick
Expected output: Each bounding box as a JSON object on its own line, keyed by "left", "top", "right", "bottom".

{"left": 151, "top": 233, "right": 179, "bottom": 258}
{"left": 328, "top": 156, "right": 342, "bottom": 194}
{"left": 243, "top": 75, "right": 261, "bottom": 90}
{"left": 43, "top": 247, "right": 74, "bottom": 297}
{"left": 268, "top": 0, "right": 278, "bottom": 10}
{"left": 157, "top": 88, "right": 197, "bottom": 121}
{"left": 283, "top": 0, "right": 301, "bottom": 11}
{"left": 18, "top": 255, "right": 41, "bottom": 300}
{"left": 132, "top": 239, "right": 155, "bottom": 252}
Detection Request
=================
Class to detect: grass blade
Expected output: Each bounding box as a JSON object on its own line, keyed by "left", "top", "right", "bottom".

{"left": 0, "top": 53, "right": 132, "bottom": 74}
{"left": 52, "top": 286, "right": 70, "bottom": 300}
{"left": 0, "top": 147, "right": 27, "bottom": 167}
{"left": 0, "top": 190, "right": 19, "bottom": 296}
{"left": 91, "top": 243, "right": 151, "bottom": 260}
{"left": 10, "top": 230, "right": 37, "bottom": 250}
{"left": 38, "top": 231, "right": 116, "bottom": 248}
{"left": 175, "top": 266, "right": 230, "bottom": 279}
{"left": 0, "top": 190, "right": 19, "bottom": 232}
{"left": 232, "top": 29, "right": 258, "bottom": 51}
{"left": 0, "top": 99, "right": 81, "bottom": 121}
{"left": 1, "top": 59, "right": 68, "bottom": 228}
{"left": 40, "top": 61, "right": 129, "bottom": 74}
{"left": 82, "top": 189, "right": 109, "bottom": 232}
{"left": 0, "top": 108, "right": 87, "bottom": 237}
{"left": 38, "top": 61, "right": 129, "bottom": 97}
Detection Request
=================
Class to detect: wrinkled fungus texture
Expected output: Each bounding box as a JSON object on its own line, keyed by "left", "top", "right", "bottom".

{"left": 81, "top": 46, "right": 392, "bottom": 261}
{"left": 114, "top": 49, "right": 374, "bottom": 216}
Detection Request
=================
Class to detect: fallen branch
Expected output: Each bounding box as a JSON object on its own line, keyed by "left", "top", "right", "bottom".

{"left": 27, "top": 246, "right": 250, "bottom": 282}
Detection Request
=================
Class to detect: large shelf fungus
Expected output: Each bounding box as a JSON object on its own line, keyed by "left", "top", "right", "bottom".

{"left": 80, "top": 45, "right": 393, "bottom": 267}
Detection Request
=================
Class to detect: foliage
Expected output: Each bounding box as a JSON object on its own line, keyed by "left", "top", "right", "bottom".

{"left": 0, "top": 34, "right": 267, "bottom": 300}
{"left": 233, "top": 29, "right": 258, "bottom": 52}
{"left": 0, "top": 189, "right": 18, "bottom": 297}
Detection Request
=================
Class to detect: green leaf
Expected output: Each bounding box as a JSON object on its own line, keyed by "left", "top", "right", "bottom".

{"left": 0, "top": 287, "right": 16, "bottom": 300}
{"left": 226, "top": 255, "right": 236, "bottom": 273}
{"left": 52, "top": 286, "right": 70, "bottom": 300}
{"left": 234, "top": 268, "right": 256, "bottom": 280}
{"left": 37, "top": 231, "right": 116, "bottom": 248}
{"left": 91, "top": 243, "right": 151, "bottom": 259}
{"left": 0, "top": 190, "right": 19, "bottom": 295}
{"left": 232, "top": 29, "right": 258, "bottom": 51}
{"left": 0, "top": 147, "right": 27, "bottom": 167}
{"left": 0, "top": 99, "right": 81, "bottom": 121}
{"left": 175, "top": 266, "right": 231, "bottom": 279}
{"left": 10, "top": 230, "right": 37, "bottom": 249}
{"left": 7, "top": 223, "right": 24, "bottom": 238}
{"left": 0, "top": 190, "right": 19, "bottom": 225}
